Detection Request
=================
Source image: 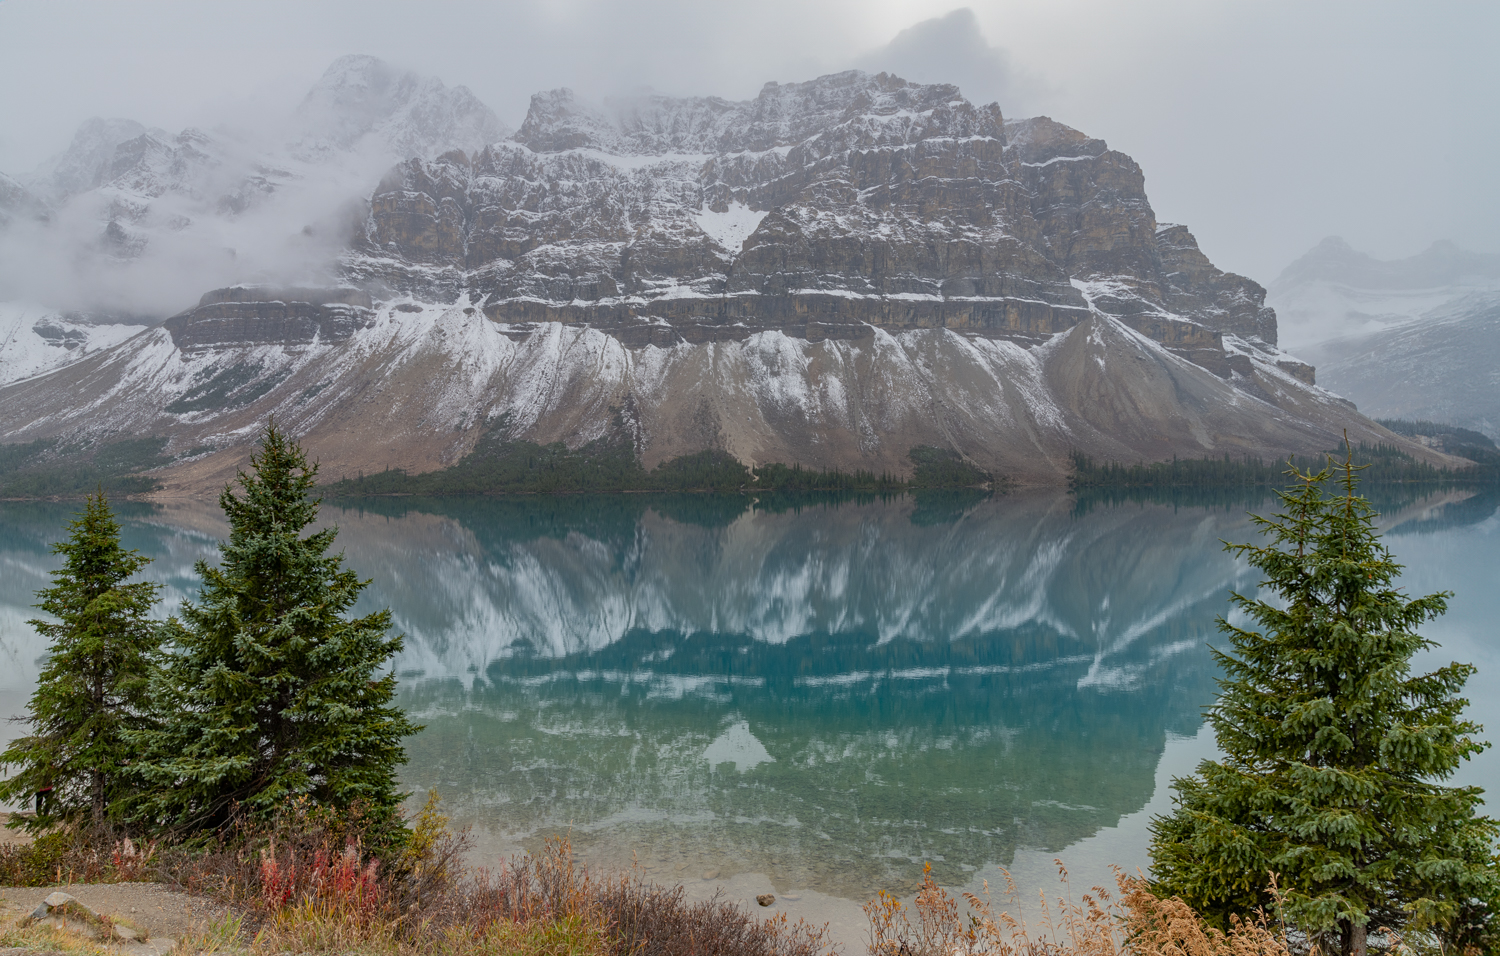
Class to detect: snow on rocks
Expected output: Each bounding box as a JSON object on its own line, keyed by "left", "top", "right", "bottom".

{"left": 0, "top": 303, "right": 148, "bottom": 387}
{"left": 693, "top": 201, "right": 768, "bottom": 252}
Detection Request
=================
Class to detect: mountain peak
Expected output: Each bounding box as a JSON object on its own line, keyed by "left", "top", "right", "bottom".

{"left": 513, "top": 69, "right": 999, "bottom": 157}
{"left": 293, "top": 55, "right": 507, "bottom": 161}
{"left": 28, "top": 117, "right": 164, "bottom": 202}
{"left": 1272, "top": 236, "right": 1500, "bottom": 294}
{"left": 311, "top": 53, "right": 393, "bottom": 89}
{"left": 1311, "top": 235, "right": 1354, "bottom": 253}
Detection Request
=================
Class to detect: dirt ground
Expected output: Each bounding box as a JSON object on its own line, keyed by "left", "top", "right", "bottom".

{"left": 0, "top": 814, "right": 241, "bottom": 950}
{"left": 0, "top": 881, "right": 236, "bottom": 940}
{"left": 0, "top": 816, "right": 31, "bottom": 849}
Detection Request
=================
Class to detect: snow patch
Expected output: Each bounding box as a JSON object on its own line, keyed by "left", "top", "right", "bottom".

{"left": 693, "top": 201, "right": 768, "bottom": 252}
{"left": 0, "top": 303, "right": 149, "bottom": 387}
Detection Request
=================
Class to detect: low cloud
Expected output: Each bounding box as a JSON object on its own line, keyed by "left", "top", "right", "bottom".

{"left": 0, "top": 129, "right": 380, "bottom": 320}
{"left": 853, "top": 8, "right": 1037, "bottom": 114}
{"left": 0, "top": 54, "right": 500, "bottom": 320}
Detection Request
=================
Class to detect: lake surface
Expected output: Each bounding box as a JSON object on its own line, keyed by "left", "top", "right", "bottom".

{"left": 2, "top": 487, "right": 1497, "bottom": 946}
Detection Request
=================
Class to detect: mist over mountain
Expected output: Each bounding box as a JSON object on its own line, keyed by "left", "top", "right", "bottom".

{"left": 853, "top": 9, "right": 1026, "bottom": 114}
{"left": 0, "top": 59, "right": 1454, "bottom": 490}
{"left": 0, "top": 55, "right": 507, "bottom": 321}
{"left": 1270, "top": 237, "right": 1500, "bottom": 349}
{"left": 1267, "top": 238, "right": 1500, "bottom": 437}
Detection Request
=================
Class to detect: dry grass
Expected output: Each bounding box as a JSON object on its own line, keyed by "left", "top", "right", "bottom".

{"left": 449, "top": 836, "right": 829, "bottom": 956}
{"left": 221, "top": 830, "right": 826, "bottom": 955}
{"left": 0, "top": 919, "right": 111, "bottom": 954}
{"left": 866, "top": 861, "right": 1292, "bottom": 956}
{"left": 0, "top": 800, "right": 1329, "bottom": 956}
{"left": 0, "top": 792, "right": 828, "bottom": 955}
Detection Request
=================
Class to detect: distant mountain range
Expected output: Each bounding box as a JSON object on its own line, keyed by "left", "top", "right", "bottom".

{"left": 0, "top": 59, "right": 1456, "bottom": 492}
{"left": 1268, "top": 237, "right": 1500, "bottom": 438}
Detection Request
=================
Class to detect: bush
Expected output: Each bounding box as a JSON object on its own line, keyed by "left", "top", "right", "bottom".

{"left": 0, "top": 829, "right": 90, "bottom": 886}
{"left": 864, "top": 860, "right": 1290, "bottom": 956}
{"left": 0, "top": 795, "right": 826, "bottom": 956}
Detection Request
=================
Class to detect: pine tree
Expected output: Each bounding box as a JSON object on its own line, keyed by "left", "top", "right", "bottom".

{"left": 1149, "top": 450, "right": 1500, "bottom": 955}
{"left": 0, "top": 492, "right": 162, "bottom": 829}
{"left": 128, "top": 423, "right": 418, "bottom": 836}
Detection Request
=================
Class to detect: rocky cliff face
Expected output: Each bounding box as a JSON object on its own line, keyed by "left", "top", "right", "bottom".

{"left": 0, "top": 70, "right": 1443, "bottom": 488}
{"left": 349, "top": 77, "right": 1283, "bottom": 369}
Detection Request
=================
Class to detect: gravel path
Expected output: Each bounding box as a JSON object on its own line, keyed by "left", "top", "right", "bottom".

{"left": 0, "top": 881, "right": 239, "bottom": 939}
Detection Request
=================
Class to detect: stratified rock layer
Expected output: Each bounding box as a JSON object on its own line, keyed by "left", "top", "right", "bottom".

{"left": 0, "top": 71, "right": 1447, "bottom": 488}
{"left": 350, "top": 76, "right": 1278, "bottom": 361}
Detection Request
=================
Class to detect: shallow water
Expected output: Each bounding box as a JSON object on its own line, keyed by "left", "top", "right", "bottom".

{"left": 1, "top": 487, "right": 1497, "bottom": 948}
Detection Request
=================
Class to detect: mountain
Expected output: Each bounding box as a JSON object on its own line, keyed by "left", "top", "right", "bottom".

{"left": 1308, "top": 294, "right": 1500, "bottom": 437}
{"left": 290, "top": 54, "right": 508, "bottom": 162}
{"left": 0, "top": 56, "right": 510, "bottom": 324}
{"left": 1269, "top": 236, "right": 1500, "bottom": 350}
{"left": 0, "top": 171, "right": 48, "bottom": 228}
{"left": 1269, "top": 237, "right": 1500, "bottom": 437}
{"left": 0, "top": 303, "right": 148, "bottom": 386}
{"left": 0, "top": 71, "right": 1451, "bottom": 490}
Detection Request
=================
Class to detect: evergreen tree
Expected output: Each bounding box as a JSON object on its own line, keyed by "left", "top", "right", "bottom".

{"left": 0, "top": 492, "right": 162, "bottom": 829}
{"left": 129, "top": 423, "right": 418, "bottom": 835}
{"left": 1149, "top": 450, "right": 1500, "bottom": 955}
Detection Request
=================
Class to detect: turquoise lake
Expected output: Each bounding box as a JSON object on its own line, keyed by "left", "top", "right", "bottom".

{"left": 2, "top": 487, "right": 1497, "bottom": 944}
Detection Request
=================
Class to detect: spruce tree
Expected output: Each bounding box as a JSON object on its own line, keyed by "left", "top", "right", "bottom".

{"left": 1149, "top": 450, "right": 1500, "bottom": 955}
{"left": 129, "top": 423, "right": 418, "bottom": 835}
{"left": 0, "top": 492, "right": 162, "bottom": 829}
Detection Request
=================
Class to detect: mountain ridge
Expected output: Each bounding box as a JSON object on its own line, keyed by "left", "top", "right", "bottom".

{"left": 0, "top": 66, "right": 1456, "bottom": 491}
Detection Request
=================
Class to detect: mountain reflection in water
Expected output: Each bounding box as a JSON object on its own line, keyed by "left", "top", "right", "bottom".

{"left": 341, "top": 491, "right": 1254, "bottom": 899}
{"left": 1, "top": 487, "right": 1495, "bottom": 910}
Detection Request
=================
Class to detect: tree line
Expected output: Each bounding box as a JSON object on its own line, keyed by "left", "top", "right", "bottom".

{"left": 1070, "top": 439, "right": 1499, "bottom": 490}
{"left": 323, "top": 424, "right": 992, "bottom": 497}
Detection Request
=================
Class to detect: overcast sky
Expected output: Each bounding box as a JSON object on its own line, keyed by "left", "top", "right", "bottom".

{"left": 0, "top": 0, "right": 1492, "bottom": 284}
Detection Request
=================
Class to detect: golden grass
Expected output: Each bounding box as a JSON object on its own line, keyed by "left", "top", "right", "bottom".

{"left": 865, "top": 861, "right": 1292, "bottom": 956}
{"left": 241, "top": 906, "right": 609, "bottom": 956}
{"left": 0, "top": 912, "right": 116, "bottom": 955}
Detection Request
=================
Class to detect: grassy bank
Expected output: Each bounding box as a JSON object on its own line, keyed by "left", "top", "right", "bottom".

{"left": 0, "top": 798, "right": 831, "bottom": 956}
{"left": 0, "top": 800, "right": 1301, "bottom": 956}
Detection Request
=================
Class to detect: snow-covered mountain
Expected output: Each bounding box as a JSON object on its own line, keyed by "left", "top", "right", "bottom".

{"left": 1268, "top": 238, "right": 1500, "bottom": 437}
{"left": 0, "top": 70, "right": 1449, "bottom": 489}
{"left": 0, "top": 171, "right": 46, "bottom": 229}
{"left": 0, "top": 55, "right": 509, "bottom": 327}
{"left": 1269, "top": 237, "right": 1500, "bottom": 351}
{"left": 0, "top": 303, "right": 148, "bottom": 386}
{"left": 1306, "top": 294, "right": 1500, "bottom": 438}
{"left": 289, "top": 54, "right": 508, "bottom": 163}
